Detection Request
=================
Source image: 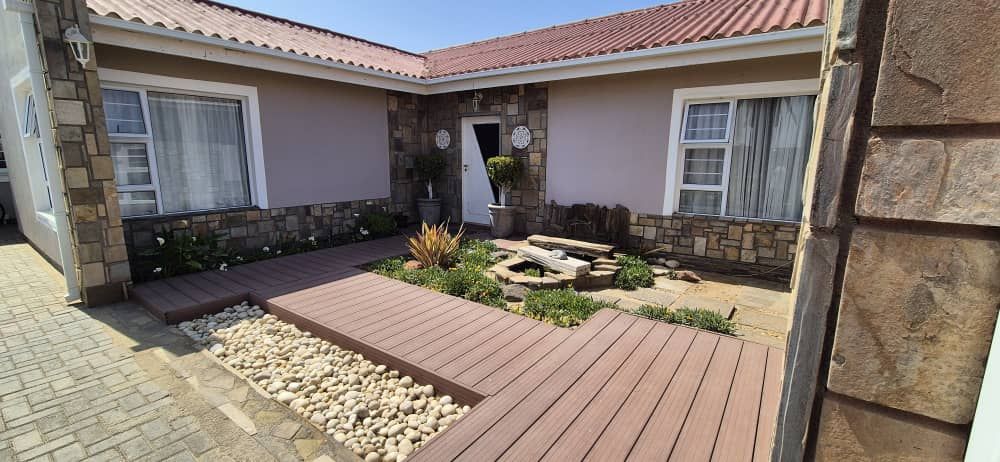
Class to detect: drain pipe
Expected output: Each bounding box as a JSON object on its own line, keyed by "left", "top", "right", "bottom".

{"left": 7, "top": 0, "right": 81, "bottom": 302}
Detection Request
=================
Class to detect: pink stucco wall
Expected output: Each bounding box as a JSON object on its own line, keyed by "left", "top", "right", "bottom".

{"left": 546, "top": 53, "right": 821, "bottom": 215}
{"left": 95, "top": 45, "right": 390, "bottom": 209}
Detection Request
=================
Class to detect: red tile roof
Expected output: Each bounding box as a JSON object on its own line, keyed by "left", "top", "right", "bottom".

{"left": 422, "top": 0, "right": 827, "bottom": 77}
{"left": 88, "top": 0, "right": 826, "bottom": 80}
{"left": 87, "top": 0, "right": 429, "bottom": 78}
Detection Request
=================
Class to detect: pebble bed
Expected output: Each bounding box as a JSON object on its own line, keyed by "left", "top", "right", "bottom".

{"left": 178, "top": 302, "right": 469, "bottom": 462}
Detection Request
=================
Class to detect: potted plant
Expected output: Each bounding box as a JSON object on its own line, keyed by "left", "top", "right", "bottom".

{"left": 415, "top": 153, "right": 446, "bottom": 225}
{"left": 485, "top": 155, "right": 522, "bottom": 238}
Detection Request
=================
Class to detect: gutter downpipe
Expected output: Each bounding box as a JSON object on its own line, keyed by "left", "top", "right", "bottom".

{"left": 10, "top": 2, "right": 81, "bottom": 302}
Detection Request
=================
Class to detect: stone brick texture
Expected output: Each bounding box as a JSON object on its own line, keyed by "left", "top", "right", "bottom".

{"left": 122, "top": 199, "right": 391, "bottom": 275}
{"left": 627, "top": 213, "right": 798, "bottom": 270}
{"left": 776, "top": 0, "right": 1000, "bottom": 458}
{"left": 827, "top": 227, "right": 1000, "bottom": 424}
{"left": 34, "top": 0, "right": 131, "bottom": 305}
{"left": 387, "top": 85, "right": 548, "bottom": 234}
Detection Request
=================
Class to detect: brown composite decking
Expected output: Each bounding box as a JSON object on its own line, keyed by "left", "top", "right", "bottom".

{"left": 131, "top": 235, "right": 783, "bottom": 461}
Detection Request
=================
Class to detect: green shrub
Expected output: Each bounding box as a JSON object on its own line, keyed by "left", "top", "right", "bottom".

{"left": 368, "top": 257, "right": 504, "bottom": 308}
{"left": 523, "top": 267, "right": 542, "bottom": 278}
{"left": 630, "top": 305, "right": 736, "bottom": 335}
{"left": 369, "top": 256, "right": 405, "bottom": 274}
{"left": 522, "top": 289, "right": 615, "bottom": 327}
{"left": 664, "top": 307, "right": 736, "bottom": 335}
{"left": 457, "top": 239, "right": 499, "bottom": 270}
{"left": 614, "top": 255, "right": 655, "bottom": 290}
{"left": 138, "top": 232, "right": 237, "bottom": 280}
{"left": 356, "top": 211, "right": 398, "bottom": 240}
{"left": 415, "top": 153, "right": 447, "bottom": 200}
{"left": 632, "top": 304, "right": 671, "bottom": 322}
{"left": 485, "top": 156, "right": 522, "bottom": 206}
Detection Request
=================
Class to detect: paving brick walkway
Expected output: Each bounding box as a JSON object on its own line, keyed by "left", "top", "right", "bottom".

{"left": 0, "top": 228, "right": 354, "bottom": 462}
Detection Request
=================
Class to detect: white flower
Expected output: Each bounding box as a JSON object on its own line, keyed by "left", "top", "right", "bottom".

{"left": 218, "top": 263, "right": 228, "bottom": 271}
{"left": 360, "top": 227, "right": 369, "bottom": 236}
{"left": 262, "top": 246, "right": 270, "bottom": 253}
{"left": 276, "top": 250, "right": 282, "bottom": 255}
{"left": 153, "top": 267, "right": 162, "bottom": 273}
{"left": 156, "top": 237, "right": 166, "bottom": 246}
{"left": 308, "top": 236, "right": 316, "bottom": 242}
{"left": 236, "top": 256, "right": 244, "bottom": 262}
{"left": 191, "top": 236, "right": 197, "bottom": 242}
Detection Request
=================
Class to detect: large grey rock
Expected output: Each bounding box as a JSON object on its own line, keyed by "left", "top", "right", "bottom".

{"left": 827, "top": 227, "right": 1000, "bottom": 424}
{"left": 871, "top": 0, "right": 1000, "bottom": 125}
{"left": 502, "top": 284, "right": 530, "bottom": 302}
{"left": 856, "top": 137, "right": 999, "bottom": 227}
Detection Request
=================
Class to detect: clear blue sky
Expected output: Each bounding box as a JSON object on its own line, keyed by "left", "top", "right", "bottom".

{"left": 225, "top": 0, "right": 674, "bottom": 53}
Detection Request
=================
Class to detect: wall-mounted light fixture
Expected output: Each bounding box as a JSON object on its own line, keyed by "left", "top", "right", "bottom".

{"left": 471, "top": 91, "right": 483, "bottom": 112}
{"left": 63, "top": 25, "right": 91, "bottom": 67}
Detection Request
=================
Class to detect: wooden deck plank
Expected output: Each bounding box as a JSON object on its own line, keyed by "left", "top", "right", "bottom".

{"left": 711, "top": 342, "right": 769, "bottom": 462}
{"left": 406, "top": 310, "right": 624, "bottom": 462}
{"left": 667, "top": 335, "right": 745, "bottom": 461}
{"left": 454, "top": 323, "right": 562, "bottom": 386}
{"left": 753, "top": 348, "right": 784, "bottom": 462}
{"left": 269, "top": 271, "right": 376, "bottom": 306}
{"left": 582, "top": 327, "right": 700, "bottom": 461}
{"left": 501, "top": 320, "right": 675, "bottom": 462}
{"left": 437, "top": 317, "right": 544, "bottom": 379}
{"left": 255, "top": 267, "right": 363, "bottom": 299}
{"left": 420, "top": 314, "right": 529, "bottom": 370}
{"left": 475, "top": 326, "right": 574, "bottom": 395}
{"left": 541, "top": 322, "right": 683, "bottom": 462}
{"left": 401, "top": 309, "right": 509, "bottom": 360}
{"left": 316, "top": 285, "right": 440, "bottom": 330}
{"left": 296, "top": 281, "right": 418, "bottom": 323}
{"left": 292, "top": 276, "right": 397, "bottom": 314}
{"left": 342, "top": 294, "right": 462, "bottom": 337}
{"left": 374, "top": 302, "right": 491, "bottom": 351}
{"left": 196, "top": 270, "right": 252, "bottom": 295}
{"left": 463, "top": 317, "right": 652, "bottom": 461}
{"left": 623, "top": 332, "right": 722, "bottom": 462}
{"left": 362, "top": 299, "right": 474, "bottom": 344}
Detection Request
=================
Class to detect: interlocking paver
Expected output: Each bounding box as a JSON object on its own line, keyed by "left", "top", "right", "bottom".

{"left": 0, "top": 228, "right": 352, "bottom": 461}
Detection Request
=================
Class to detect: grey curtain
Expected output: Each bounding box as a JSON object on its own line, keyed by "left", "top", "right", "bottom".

{"left": 726, "top": 95, "right": 815, "bottom": 221}
{"left": 148, "top": 92, "right": 251, "bottom": 213}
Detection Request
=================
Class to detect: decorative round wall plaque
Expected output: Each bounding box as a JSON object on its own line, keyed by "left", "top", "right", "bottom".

{"left": 511, "top": 125, "right": 532, "bottom": 149}
{"left": 435, "top": 129, "right": 451, "bottom": 149}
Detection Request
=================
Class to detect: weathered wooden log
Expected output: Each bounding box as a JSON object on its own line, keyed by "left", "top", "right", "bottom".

{"left": 517, "top": 245, "right": 591, "bottom": 276}
{"left": 527, "top": 234, "right": 615, "bottom": 259}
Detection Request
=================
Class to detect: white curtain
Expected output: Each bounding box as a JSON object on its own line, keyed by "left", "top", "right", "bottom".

{"left": 726, "top": 95, "right": 814, "bottom": 221}
{"left": 147, "top": 92, "right": 251, "bottom": 213}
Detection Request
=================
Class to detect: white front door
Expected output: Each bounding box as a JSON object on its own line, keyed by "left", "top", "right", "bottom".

{"left": 461, "top": 116, "right": 500, "bottom": 225}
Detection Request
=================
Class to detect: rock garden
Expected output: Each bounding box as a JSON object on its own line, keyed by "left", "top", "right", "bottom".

{"left": 179, "top": 302, "right": 469, "bottom": 462}
{"left": 368, "top": 223, "right": 736, "bottom": 332}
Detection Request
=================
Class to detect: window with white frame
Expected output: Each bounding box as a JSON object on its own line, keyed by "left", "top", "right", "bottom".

{"left": 102, "top": 87, "right": 252, "bottom": 217}
{"left": 18, "top": 92, "right": 54, "bottom": 216}
{"left": 677, "top": 94, "right": 816, "bottom": 221}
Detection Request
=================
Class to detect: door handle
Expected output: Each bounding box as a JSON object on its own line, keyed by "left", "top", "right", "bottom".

{"left": 463, "top": 164, "right": 469, "bottom": 172}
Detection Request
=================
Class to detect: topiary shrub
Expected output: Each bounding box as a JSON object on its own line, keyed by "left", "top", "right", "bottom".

{"left": 522, "top": 289, "right": 615, "bottom": 327}
{"left": 485, "top": 155, "right": 522, "bottom": 207}
{"left": 614, "top": 255, "right": 655, "bottom": 290}
{"left": 415, "top": 153, "right": 447, "bottom": 199}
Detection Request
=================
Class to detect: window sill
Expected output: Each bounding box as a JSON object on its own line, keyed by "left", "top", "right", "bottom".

{"left": 36, "top": 210, "right": 56, "bottom": 230}
{"left": 671, "top": 212, "right": 801, "bottom": 226}
{"left": 121, "top": 205, "right": 260, "bottom": 222}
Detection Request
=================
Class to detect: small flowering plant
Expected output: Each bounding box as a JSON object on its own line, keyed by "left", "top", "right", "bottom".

{"left": 139, "top": 232, "right": 235, "bottom": 281}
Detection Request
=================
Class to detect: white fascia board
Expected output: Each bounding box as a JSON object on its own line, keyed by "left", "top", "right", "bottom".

{"left": 91, "top": 14, "right": 824, "bottom": 95}
{"left": 89, "top": 16, "right": 429, "bottom": 94}
{"left": 423, "top": 27, "right": 825, "bottom": 93}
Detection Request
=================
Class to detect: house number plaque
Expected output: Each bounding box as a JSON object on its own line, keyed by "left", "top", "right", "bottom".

{"left": 435, "top": 129, "right": 451, "bottom": 149}
{"left": 511, "top": 125, "right": 532, "bottom": 149}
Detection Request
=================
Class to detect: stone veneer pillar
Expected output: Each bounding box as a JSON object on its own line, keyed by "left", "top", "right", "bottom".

{"left": 33, "top": 0, "right": 131, "bottom": 305}
{"left": 773, "top": 0, "right": 1000, "bottom": 460}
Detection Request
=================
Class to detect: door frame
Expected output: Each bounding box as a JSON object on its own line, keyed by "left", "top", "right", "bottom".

{"left": 460, "top": 115, "right": 500, "bottom": 225}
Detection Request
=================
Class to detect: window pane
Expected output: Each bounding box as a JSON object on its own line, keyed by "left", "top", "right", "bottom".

{"left": 111, "top": 143, "right": 152, "bottom": 186}
{"left": 683, "top": 102, "right": 730, "bottom": 141}
{"left": 23, "top": 94, "right": 38, "bottom": 138}
{"left": 683, "top": 147, "right": 725, "bottom": 185}
{"left": 119, "top": 191, "right": 157, "bottom": 217}
{"left": 678, "top": 190, "right": 722, "bottom": 215}
{"left": 147, "top": 92, "right": 250, "bottom": 213}
{"left": 102, "top": 89, "right": 146, "bottom": 134}
{"left": 726, "top": 95, "right": 816, "bottom": 221}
